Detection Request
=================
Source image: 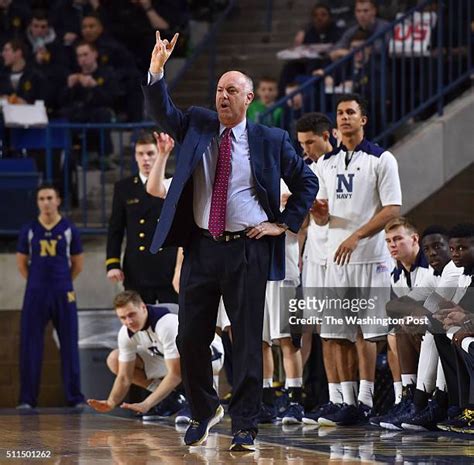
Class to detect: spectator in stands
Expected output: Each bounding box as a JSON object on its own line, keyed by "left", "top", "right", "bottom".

{"left": 0, "top": 0, "right": 30, "bottom": 48}
{"left": 0, "top": 39, "right": 47, "bottom": 104}
{"left": 294, "top": 4, "right": 343, "bottom": 47}
{"left": 279, "top": 4, "right": 343, "bottom": 96}
{"left": 60, "top": 41, "right": 120, "bottom": 161}
{"left": 50, "top": 0, "right": 107, "bottom": 47}
{"left": 16, "top": 184, "right": 85, "bottom": 409}
{"left": 79, "top": 13, "right": 142, "bottom": 121}
{"left": 102, "top": 0, "right": 190, "bottom": 71}
{"left": 25, "top": 9, "right": 70, "bottom": 111}
{"left": 60, "top": 41, "right": 120, "bottom": 124}
{"left": 328, "top": 0, "right": 389, "bottom": 62}
{"left": 247, "top": 77, "right": 282, "bottom": 127}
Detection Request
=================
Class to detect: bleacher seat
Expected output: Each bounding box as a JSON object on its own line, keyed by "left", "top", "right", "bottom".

{"left": 0, "top": 158, "right": 40, "bottom": 233}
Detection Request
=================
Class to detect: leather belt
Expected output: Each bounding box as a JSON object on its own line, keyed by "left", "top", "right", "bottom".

{"left": 200, "top": 228, "right": 247, "bottom": 242}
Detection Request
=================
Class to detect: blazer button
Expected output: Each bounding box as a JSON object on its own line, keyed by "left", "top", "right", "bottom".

{"left": 139, "top": 233, "right": 145, "bottom": 238}
{"left": 139, "top": 219, "right": 145, "bottom": 224}
{"left": 158, "top": 248, "right": 163, "bottom": 252}
{"left": 139, "top": 246, "right": 145, "bottom": 251}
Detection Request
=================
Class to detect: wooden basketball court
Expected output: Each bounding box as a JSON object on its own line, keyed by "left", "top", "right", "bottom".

{"left": 1, "top": 409, "right": 473, "bottom": 464}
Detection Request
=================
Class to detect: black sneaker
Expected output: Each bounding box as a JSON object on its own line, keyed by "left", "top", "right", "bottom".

{"left": 184, "top": 405, "right": 224, "bottom": 446}
{"left": 230, "top": 429, "right": 256, "bottom": 451}
{"left": 302, "top": 402, "right": 340, "bottom": 425}
{"left": 257, "top": 403, "right": 277, "bottom": 424}
{"left": 401, "top": 398, "right": 446, "bottom": 431}
{"left": 318, "top": 403, "right": 360, "bottom": 426}
{"left": 142, "top": 393, "right": 186, "bottom": 420}
{"left": 380, "top": 402, "right": 417, "bottom": 431}
{"left": 282, "top": 403, "right": 304, "bottom": 425}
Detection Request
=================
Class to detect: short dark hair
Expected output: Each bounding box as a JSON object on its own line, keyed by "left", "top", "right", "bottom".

{"left": 75, "top": 40, "right": 98, "bottom": 53}
{"left": 5, "top": 38, "right": 27, "bottom": 57}
{"left": 135, "top": 131, "right": 157, "bottom": 147}
{"left": 421, "top": 225, "right": 449, "bottom": 241}
{"left": 82, "top": 12, "right": 103, "bottom": 25}
{"left": 113, "top": 290, "right": 144, "bottom": 309}
{"left": 312, "top": 4, "right": 331, "bottom": 16}
{"left": 355, "top": 0, "right": 377, "bottom": 8}
{"left": 36, "top": 183, "right": 61, "bottom": 198}
{"left": 258, "top": 76, "right": 277, "bottom": 85}
{"left": 296, "top": 112, "right": 332, "bottom": 135}
{"left": 336, "top": 93, "right": 368, "bottom": 117}
{"left": 31, "top": 9, "right": 48, "bottom": 22}
{"left": 350, "top": 29, "right": 370, "bottom": 43}
{"left": 449, "top": 223, "right": 474, "bottom": 239}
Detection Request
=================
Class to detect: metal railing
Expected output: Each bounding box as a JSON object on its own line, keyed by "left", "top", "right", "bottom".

{"left": 0, "top": 122, "right": 158, "bottom": 235}
{"left": 169, "top": 0, "right": 236, "bottom": 106}
{"left": 260, "top": 0, "right": 473, "bottom": 147}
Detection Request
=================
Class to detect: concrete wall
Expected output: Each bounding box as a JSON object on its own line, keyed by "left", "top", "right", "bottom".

{"left": 394, "top": 88, "right": 474, "bottom": 213}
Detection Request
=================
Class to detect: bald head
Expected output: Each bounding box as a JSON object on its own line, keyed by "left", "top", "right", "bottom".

{"left": 216, "top": 71, "right": 254, "bottom": 127}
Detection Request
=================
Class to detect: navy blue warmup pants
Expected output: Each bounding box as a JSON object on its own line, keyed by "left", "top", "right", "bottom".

{"left": 19, "top": 289, "right": 84, "bottom": 407}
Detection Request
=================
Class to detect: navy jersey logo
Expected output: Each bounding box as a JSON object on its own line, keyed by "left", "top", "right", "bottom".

{"left": 40, "top": 239, "right": 58, "bottom": 256}
{"left": 336, "top": 174, "right": 354, "bottom": 199}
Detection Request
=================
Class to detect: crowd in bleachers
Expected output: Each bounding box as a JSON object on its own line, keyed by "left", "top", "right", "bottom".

{"left": 0, "top": 0, "right": 229, "bottom": 123}
{"left": 251, "top": 0, "right": 473, "bottom": 141}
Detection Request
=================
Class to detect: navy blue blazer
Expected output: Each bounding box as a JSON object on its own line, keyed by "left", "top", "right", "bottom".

{"left": 142, "top": 78, "right": 318, "bottom": 281}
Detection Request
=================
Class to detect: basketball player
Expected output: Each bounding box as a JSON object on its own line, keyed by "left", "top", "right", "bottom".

{"left": 87, "top": 290, "right": 224, "bottom": 422}
{"left": 314, "top": 94, "right": 402, "bottom": 426}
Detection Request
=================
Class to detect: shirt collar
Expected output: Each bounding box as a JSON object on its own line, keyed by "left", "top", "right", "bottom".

{"left": 219, "top": 118, "right": 247, "bottom": 140}
{"left": 138, "top": 172, "right": 147, "bottom": 184}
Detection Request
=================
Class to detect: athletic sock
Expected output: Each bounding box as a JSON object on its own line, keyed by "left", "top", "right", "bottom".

{"left": 329, "top": 383, "right": 343, "bottom": 404}
{"left": 341, "top": 381, "right": 358, "bottom": 406}
{"left": 393, "top": 381, "right": 403, "bottom": 404}
{"left": 358, "top": 380, "right": 374, "bottom": 407}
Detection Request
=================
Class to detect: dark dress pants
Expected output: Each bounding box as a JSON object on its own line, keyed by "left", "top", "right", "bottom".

{"left": 177, "top": 232, "right": 269, "bottom": 434}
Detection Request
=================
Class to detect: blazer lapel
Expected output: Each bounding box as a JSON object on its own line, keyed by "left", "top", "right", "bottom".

{"left": 190, "top": 118, "right": 220, "bottom": 174}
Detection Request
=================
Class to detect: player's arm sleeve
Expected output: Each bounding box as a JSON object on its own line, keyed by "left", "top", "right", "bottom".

{"left": 314, "top": 161, "right": 328, "bottom": 200}
{"left": 156, "top": 315, "right": 180, "bottom": 359}
{"left": 106, "top": 182, "right": 125, "bottom": 272}
{"left": 378, "top": 152, "right": 402, "bottom": 207}
{"left": 69, "top": 223, "right": 83, "bottom": 255}
{"left": 16, "top": 224, "right": 30, "bottom": 255}
{"left": 424, "top": 262, "right": 464, "bottom": 311}
{"left": 117, "top": 326, "right": 138, "bottom": 362}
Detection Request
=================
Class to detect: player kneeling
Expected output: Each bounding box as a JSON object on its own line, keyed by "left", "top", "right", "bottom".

{"left": 88, "top": 291, "right": 224, "bottom": 423}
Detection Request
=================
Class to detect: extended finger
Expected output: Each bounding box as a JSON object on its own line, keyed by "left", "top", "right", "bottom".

{"left": 156, "top": 30, "right": 161, "bottom": 43}
{"left": 169, "top": 32, "right": 179, "bottom": 51}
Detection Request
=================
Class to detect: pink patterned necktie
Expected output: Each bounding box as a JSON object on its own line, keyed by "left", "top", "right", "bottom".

{"left": 208, "top": 128, "right": 232, "bottom": 237}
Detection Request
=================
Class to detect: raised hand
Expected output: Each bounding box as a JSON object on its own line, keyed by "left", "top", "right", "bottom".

{"left": 153, "top": 131, "right": 175, "bottom": 158}
{"left": 149, "top": 31, "right": 179, "bottom": 74}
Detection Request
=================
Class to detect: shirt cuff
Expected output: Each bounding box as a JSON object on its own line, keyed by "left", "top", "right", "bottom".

{"left": 462, "top": 337, "right": 474, "bottom": 353}
{"left": 148, "top": 70, "right": 164, "bottom": 85}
